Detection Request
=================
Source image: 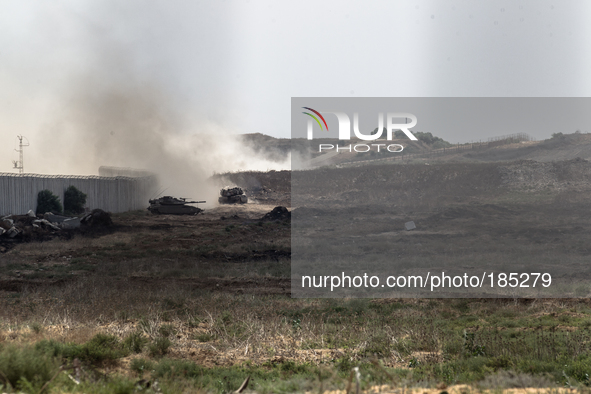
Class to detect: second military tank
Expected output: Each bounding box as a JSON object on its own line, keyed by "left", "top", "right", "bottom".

{"left": 218, "top": 187, "right": 248, "bottom": 204}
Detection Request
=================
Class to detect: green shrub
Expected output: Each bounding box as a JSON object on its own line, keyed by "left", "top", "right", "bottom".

{"left": 443, "top": 337, "right": 464, "bottom": 356}
{"left": 77, "top": 334, "right": 129, "bottom": 363}
{"left": 130, "top": 358, "right": 154, "bottom": 376}
{"left": 36, "top": 189, "right": 62, "bottom": 215}
{"left": 63, "top": 185, "right": 87, "bottom": 214}
{"left": 96, "top": 377, "right": 136, "bottom": 394}
{"left": 152, "top": 358, "right": 201, "bottom": 378}
{"left": 35, "top": 333, "right": 129, "bottom": 364}
{"left": 0, "top": 343, "right": 60, "bottom": 390}
{"left": 123, "top": 332, "right": 148, "bottom": 353}
{"left": 148, "top": 337, "right": 172, "bottom": 358}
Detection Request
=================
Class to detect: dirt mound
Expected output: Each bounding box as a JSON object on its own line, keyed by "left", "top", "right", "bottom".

{"left": 81, "top": 209, "right": 113, "bottom": 226}
{"left": 260, "top": 206, "right": 291, "bottom": 221}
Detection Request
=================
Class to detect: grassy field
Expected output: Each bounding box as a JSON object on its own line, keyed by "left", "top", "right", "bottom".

{"left": 3, "top": 285, "right": 591, "bottom": 392}
{"left": 3, "top": 157, "right": 591, "bottom": 392}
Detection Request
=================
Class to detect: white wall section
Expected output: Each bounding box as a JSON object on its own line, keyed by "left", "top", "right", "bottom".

{"left": 0, "top": 173, "right": 157, "bottom": 216}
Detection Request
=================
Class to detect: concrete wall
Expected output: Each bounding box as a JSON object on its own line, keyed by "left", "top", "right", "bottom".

{"left": 0, "top": 172, "right": 158, "bottom": 216}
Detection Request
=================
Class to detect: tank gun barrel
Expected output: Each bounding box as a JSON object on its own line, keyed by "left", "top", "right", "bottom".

{"left": 174, "top": 198, "right": 206, "bottom": 204}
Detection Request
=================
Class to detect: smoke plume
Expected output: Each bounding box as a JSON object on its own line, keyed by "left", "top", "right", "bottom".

{"left": 0, "top": 2, "right": 291, "bottom": 207}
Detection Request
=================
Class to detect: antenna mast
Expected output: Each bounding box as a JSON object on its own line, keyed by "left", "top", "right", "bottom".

{"left": 12, "top": 135, "right": 29, "bottom": 174}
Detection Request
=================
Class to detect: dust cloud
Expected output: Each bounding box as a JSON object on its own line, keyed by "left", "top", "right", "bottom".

{"left": 0, "top": 2, "right": 291, "bottom": 208}
{"left": 2, "top": 70, "right": 291, "bottom": 208}
{"left": 34, "top": 75, "right": 287, "bottom": 205}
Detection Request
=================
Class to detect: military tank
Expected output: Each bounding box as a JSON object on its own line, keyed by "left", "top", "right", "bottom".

{"left": 148, "top": 196, "right": 205, "bottom": 215}
{"left": 219, "top": 187, "right": 248, "bottom": 204}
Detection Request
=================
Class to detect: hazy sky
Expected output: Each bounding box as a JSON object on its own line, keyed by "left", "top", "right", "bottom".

{"left": 1, "top": 0, "right": 590, "bottom": 174}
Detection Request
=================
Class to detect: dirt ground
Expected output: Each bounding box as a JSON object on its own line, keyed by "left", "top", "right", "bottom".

{"left": 0, "top": 201, "right": 291, "bottom": 295}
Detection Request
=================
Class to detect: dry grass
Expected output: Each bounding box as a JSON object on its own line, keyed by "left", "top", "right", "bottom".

{"left": 4, "top": 159, "right": 591, "bottom": 391}
{"left": 4, "top": 263, "right": 591, "bottom": 391}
